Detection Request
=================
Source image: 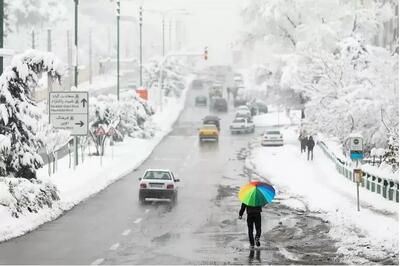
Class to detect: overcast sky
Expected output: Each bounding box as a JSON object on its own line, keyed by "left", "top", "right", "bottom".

{"left": 79, "top": 0, "right": 245, "bottom": 64}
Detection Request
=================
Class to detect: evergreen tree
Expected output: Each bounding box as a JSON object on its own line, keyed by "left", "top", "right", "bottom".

{"left": 0, "top": 50, "right": 62, "bottom": 179}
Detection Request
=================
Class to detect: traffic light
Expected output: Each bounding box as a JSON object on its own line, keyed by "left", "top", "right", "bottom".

{"left": 204, "top": 46, "right": 208, "bottom": 60}
{"left": 116, "top": 0, "right": 120, "bottom": 17}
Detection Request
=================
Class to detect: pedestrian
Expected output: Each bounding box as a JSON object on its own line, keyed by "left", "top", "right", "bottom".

{"left": 239, "top": 203, "right": 262, "bottom": 248}
{"left": 298, "top": 134, "right": 307, "bottom": 153}
{"left": 307, "top": 136, "right": 315, "bottom": 160}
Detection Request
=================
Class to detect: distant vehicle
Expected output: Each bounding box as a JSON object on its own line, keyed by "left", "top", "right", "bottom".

{"left": 199, "top": 124, "right": 219, "bottom": 142}
{"left": 256, "top": 101, "right": 268, "bottom": 113}
{"left": 233, "top": 72, "right": 243, "bottom": 79}
{"left": 233, "top": 76, "right": 244, "bottom": 87}
{"left": 195, "top": 95, "right": 207, "bottom": 107}
{"left": 236, "top": 105, "right": 251, "bottom": 117}
{"left": 230, "top": 117, "right": 255, "bottom": 134}
{"left": 209, "top": 84, "right": 223, "bottom": 99}
{"left": 138, "top": 169, "right": 180, "bottom": 204}
{"left": 192, "top": 79, "right": 204, "bottom": 90}
{"left": 202, "top": 115, "right": 221, "bottom": 131}
{"left": 211, "top": 97, "right": 228, "bottom": 112}
{"left": 261, "top": 130, "right": 284, "bottom": 146}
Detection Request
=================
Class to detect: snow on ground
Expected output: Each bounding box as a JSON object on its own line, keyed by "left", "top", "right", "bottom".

{"left": 0, "top": 76, "right": 191, "bottom": 242}
{"left": 247, "top": 111, "right": 399, "bottom": 263}
{"left": 253, "top": 111, "right": 293, "bottom": 127}
{"left": 76, "top": 73, "right": 117, "bottom": 92}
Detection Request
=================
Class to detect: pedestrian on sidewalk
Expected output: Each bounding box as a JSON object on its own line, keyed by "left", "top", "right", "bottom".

{"left": 239, "top": 203, "right": 262, "bottom": 248}
{"left": 307, "top": 136, "right": 315, "bottom": 160}
{"left": 299, "top": 134, "right": 307, "bottom": 153}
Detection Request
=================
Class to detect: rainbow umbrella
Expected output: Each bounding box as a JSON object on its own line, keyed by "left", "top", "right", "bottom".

{"left": 239, "top": 181, "right": 275, "bottom": 207}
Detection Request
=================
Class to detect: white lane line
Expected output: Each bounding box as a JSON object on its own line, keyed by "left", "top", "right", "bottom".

{"left": 122, "top": 229, "right": 131, "bottom": 236}
{"left": 91, "top": 258, "right": 104, "bottom": 265}
{"left": 145, "top": 209, "right": 150, "bottom": 213}
{"left": 134, "top": 218, "right": 142, "bottom": 224}
{"left": 109, "top": 243, "right": 120, "bottom": 251}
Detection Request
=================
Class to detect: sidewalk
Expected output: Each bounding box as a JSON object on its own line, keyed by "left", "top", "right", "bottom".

{"left": 247, "top": 125, "right": 398, "bottom": 263}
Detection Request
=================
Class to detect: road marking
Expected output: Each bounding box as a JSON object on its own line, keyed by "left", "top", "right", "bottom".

{"left": 134, "top": 218, "right": 142, "bottom": 224}
{"left": 109, "top": 243, "right": 120, "bottom": 251}
{"left": 145, "top": 209, "right": 150, "bottom": 213}
{"left": 91, "top": 258, "right": 104, "bottom": 265}
{"left": 122, "top": 229, "right": 131, "bottom": 236}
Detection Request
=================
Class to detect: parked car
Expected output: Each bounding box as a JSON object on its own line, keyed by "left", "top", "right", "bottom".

{"left": 138, "top": 169, "right": 180, "bottom": 204}
{"left": 211, "top": 97, "right": 228, "bottom": 112}
{"left": 261, "top": 130, "right": 284, "bottom": 146}
{"left": 199, "top": 124, "right": 219, "bottom": 142}
{"left": 234, "top": 97, "right": 247, "bottom": 107}
{"left": 230, "top": 117, "right": 255, "bottom": 134}
{"left": 202, "top": 115, "right": 221, "bottom": 131}
{"left": 256, "top": 101, "right": 268, "bottom": 113}
{"left": 195, "top": 95, "right": 208, "bottom": 106}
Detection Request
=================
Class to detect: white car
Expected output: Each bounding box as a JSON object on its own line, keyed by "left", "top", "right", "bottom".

{"left": 230, "top": 117, "right": 255, "bottom": 134}
{"left": 261, "top": 130, "right": 284, "bottom": 146}
{"left": 236, "top": 105, "right": 251, "bottom": 117}
{"left": 138, "top": 169, "right": 180, "bottom": 204}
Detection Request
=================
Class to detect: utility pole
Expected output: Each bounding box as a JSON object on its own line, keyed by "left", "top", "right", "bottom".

{"left": 168, "top": 19, "right": 172, "bottom": 51}
{"left": 31, "top": 30, "right": 35, "bottom": 49}
{"left": 74, "top": 0, "right": 79, "bottom": 167}
{"left": 47, "top": 29, "right": 53, "bottom": 94}
{"left": 139, "top": 6, "right": 143, "bottom": 87}
{"left": 0, "top": 0, "right": 3, "bottom": 76}
{"left": 47, "top": 29, "right": 52, "bottom": 52}
{"left": 89, "top": 28, "right": 92, "bottom": 84}
{"left": 162, "top": 16, "right": 165, "bottom": 57}
{"left": 67, "top": 30, "right": 72, "bottom": 91}
{"left": 116, "top": 0, "right": 120, "bottom": 101}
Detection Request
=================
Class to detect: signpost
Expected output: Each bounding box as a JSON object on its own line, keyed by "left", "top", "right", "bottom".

{"left": 49, "top": 91, "right": 89, "bottom": 168}
{"left": 348, "top": 134, "right": 364, "bottom": 211}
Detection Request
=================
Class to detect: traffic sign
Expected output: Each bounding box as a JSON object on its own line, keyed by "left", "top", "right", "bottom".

{"left": 95, "top": 126, "right": 106, "bottom": 136}
{"left": 49, "top": 92, "right": 89, "bottom": 136}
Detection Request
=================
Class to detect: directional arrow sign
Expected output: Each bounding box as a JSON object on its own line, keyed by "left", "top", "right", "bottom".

{"left": 49, "top": 92, "right": 89, "bottom": 136}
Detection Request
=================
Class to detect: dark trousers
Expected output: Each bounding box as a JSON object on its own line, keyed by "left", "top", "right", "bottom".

{"left": 307, "top": 148, "right": 314, "bottom": 160}
{"left": 247, "top": 213, "right": 261, "bottom": 245}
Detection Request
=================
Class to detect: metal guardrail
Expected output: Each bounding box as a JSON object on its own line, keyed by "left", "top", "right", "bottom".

{"left": 318, "top": 141, "right": 399, "bottom": 203}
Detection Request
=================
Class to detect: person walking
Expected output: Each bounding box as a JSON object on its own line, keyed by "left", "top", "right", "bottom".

{"left": 299, "top": 134, "right": 307, "bottom": 153}
{"left": 239, "top": 203, "right": 262, "bottom": 248}
{"left": 307, "top": 136, "right": 315, "bottom": 160}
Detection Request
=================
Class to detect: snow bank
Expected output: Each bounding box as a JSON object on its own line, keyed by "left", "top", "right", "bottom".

{"left": 0, "top": 75, "right": 192, "bottom": 242}
{"left": 248, "top": 127, "right": 398, "bottom": 263}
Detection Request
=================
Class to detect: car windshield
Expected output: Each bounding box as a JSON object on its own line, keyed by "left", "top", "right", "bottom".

{"left": 144, "top": 171, "right": 172, "bottom": 180}
{"left": 203, "top": 125, "right": 217, "bottom": 130}
{"left": 233, "top": 118, "right": 245, "bottom": 123}
{"left": 266, "top": 131, "right": 281, "bottom": 135}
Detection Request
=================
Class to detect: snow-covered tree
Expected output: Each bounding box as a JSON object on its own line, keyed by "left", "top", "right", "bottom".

{"left": 0, "top": 50, "right": 62, "bottom": 179}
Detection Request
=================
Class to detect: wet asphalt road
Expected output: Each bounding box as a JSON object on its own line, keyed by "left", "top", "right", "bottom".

{"left": 0, "top": 86, "right": 346, "bottom": 265}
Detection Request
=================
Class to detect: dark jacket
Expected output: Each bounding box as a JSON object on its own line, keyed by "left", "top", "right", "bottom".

{"left": 307, "top": 137, "right": 315, "bottom": 150}
{"left": 300, "top": 137, "right": 308, "bottom": 148}
{"left": 239, "top": 203, "right": 262, "bottom": 216}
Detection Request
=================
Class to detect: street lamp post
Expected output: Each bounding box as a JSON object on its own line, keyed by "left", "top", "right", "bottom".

{"left": 74, "top": 0, "right": 79, "bottom": 167}
{"left": 139, "top": 5, "right": 143, "bottom": 87}
{"left": 0, "top": 0, "right": 3, "bottom": 76}
{"left": 116, "top": 0, "right": 120, "bottom": 101}
{"left": 162, "top": 16, "right": 165, "bottom": 57}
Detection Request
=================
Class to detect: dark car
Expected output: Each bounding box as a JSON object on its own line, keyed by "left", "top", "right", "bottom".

{"left": 211, "top": 97, "right": 228, "bottom": 112}
{"left": 192, "top": 79, "right": 203, "bottom": 90}
{"left": 257, "top": 102, "right": 268, "bottom": 113}
{"left": 202, "top": 115, "right": 221, "bottom": 131}
{"left": 195, "top": 96, "right": 208, "bottom": 106}
{"left": 234, "top": 97, "right": 247, "bottom": 107}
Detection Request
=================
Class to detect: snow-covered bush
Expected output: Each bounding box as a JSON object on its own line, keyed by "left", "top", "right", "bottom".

{"left": 144, "top": 57, "right": 187, "bottom": 98}
{"left": 0, "top": 50, "right": 63, "bottom": 179}
{"left": 0, "top": 176, "right": 59, "bottom": 218}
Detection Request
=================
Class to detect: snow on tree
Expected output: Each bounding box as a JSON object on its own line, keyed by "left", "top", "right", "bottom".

{"left": 0, "top": 50, "right": 63, "bottom": 179}
{"left": 88, "top": 92, "right": 154, "bottom": 155}
{"left": 144, "top": 57, "right": 187, "bottom": 98}
{"left": 6, "top": 0, "right": 67, "bottom": 31}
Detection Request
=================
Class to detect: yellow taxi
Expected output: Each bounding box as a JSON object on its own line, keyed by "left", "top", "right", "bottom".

{"left": 199, "top": 124, "right": 219, "bottom": 143}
